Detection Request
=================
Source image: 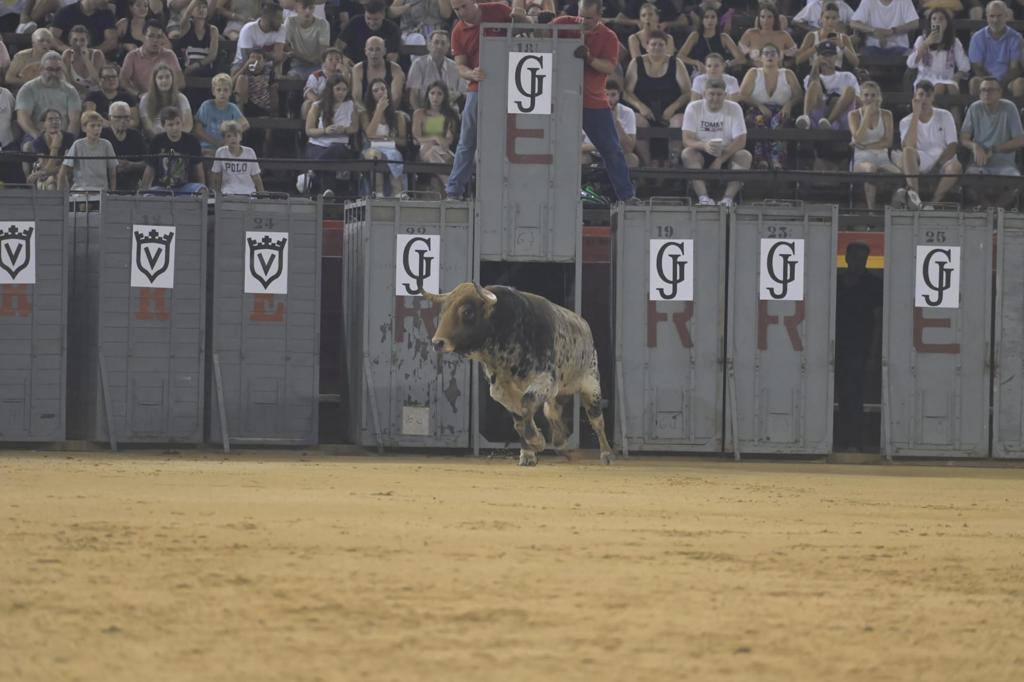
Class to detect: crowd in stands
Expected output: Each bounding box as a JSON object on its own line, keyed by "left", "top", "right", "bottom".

{"left": 0, "top": 0, "right": 1023, "bottom": 207}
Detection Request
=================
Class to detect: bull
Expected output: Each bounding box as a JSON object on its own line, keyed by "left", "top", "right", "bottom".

{"left": 423, "top": 282, "right": 615, "bottom": 466}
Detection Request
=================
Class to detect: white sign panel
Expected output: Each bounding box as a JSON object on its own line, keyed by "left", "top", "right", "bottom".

{"left": 759, "top": 238, "right": 804, "bottom": 301}
{"left": 0, "top": 221, "right": 37, "bottom": 285}
{"left": 507, "top": 52, "right": 552, "bottom": 115}
{"left": 395, "top": 234, "right": 439, "bottom": 296}
{"left": 649, "top": 239, "right": 694, "bottom": 301}
{"left": 915, "top": 245, "right": 960, "bottom": 309}
{"left": 131, "top": 225, "right": 176, "bottom": 289}
{"left": 245, "top": 231, "right": 290, "bottom": 295}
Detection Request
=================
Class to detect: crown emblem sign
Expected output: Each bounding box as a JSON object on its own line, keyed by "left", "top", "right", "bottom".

{"left": 133, "top": 228, "right": 175, "bottom": 284}
{"left": 0, "top": 224, "right": 35, "bottom": 280}
{"left": 247, "top": 234, "right": 288, "bottom": 289}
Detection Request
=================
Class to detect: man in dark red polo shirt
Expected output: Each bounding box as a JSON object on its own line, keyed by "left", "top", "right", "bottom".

{"left": 553, "top": 0, "right": 636, "bottom": 202}
{"left": 445, "top": 0, "right": 520, "bottom": 200}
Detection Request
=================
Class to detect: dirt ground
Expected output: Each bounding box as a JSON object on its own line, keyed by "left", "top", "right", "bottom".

{"left": 1, "top": 452, "right": 1023, "bottom": 682}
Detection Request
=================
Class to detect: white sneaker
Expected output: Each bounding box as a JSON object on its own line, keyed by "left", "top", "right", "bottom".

{"left": 907, "top": 189, "right": 922, "bottom": 209}
{"left": 795, "top": 114, "right": 811, "bottom": 130}
{"left": 697, "top": 195, "right": 715, "bottom": 206}
{"left": 818, "top": 117, "right": 832, "bottom": 130}
{"left": 16, "top": 20, "right": 37, "bottom": 33}
{"left": 718, "top": 196, "right": 734, "bottom": 207}
{"left": 892, "top": 188, "right": 907, "bottom": 209}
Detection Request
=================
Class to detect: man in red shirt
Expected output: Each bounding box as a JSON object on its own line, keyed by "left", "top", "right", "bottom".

{"left": 552, "top": 0, "right": 636, "bottom": 202}
{"left": 445, "top": 0, "right": 520, "bottom": 199}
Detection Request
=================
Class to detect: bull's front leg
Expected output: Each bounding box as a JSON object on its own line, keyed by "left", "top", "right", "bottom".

{"left": 513, "top": 383, "right": 552, "bottom": 466}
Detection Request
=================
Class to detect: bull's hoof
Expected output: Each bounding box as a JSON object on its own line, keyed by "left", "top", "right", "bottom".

{"left": 518, "top": 452, "right": 538, "bottom": 467}
{"left": 600, "top": 451, "right": 615, "bottom": 465}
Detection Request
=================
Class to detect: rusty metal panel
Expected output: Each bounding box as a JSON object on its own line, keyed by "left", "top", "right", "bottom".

{"left": 343, "top": 198, "right": 475, "bottom": 448}
{"left": 882, "top": 208, "right": 992, "bottom": 458}
{"left": 725, "top": 203, "right": 838, "bottom": 455}
{"left": 612, "top": 201, "right": 726, "bottom": 452}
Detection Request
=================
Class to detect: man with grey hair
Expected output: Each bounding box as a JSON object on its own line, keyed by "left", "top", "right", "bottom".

{"left": 15, "top": 50, "right": 81, "bottom": 150}
{"left": 102, "top": 100, "right": 148, "bottom": 189}
{"left": 406, "top": 30, "right": 466, "bottom": 110}
{"left": 968, "top": 1, "right": 1024, "bottom": 97}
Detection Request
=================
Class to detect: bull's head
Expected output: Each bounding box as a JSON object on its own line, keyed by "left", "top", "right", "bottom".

{"left": 422, "top": 282, "right": 498, "bottom": 354}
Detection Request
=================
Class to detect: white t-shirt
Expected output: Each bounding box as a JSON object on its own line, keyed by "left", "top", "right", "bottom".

{"left": 898, "top": 108, "right": 958, "bottom": 155}
{"left": 582, "top": 103, "right": 636, "bottom": 146}
{"left": 681, "top": 99, "right": 747, "bottom": 144}
{"left": 212, "top": 145, "right": 261, "bottom": 195}
{"left": 850, "top": 0, "right": 918, "bottom": 50}
{"left": 794, "top": 0, "right": 855, "bottom": 28}
{"left": 804, "top": 70, "right": 862, "bottom": 97}
{"left": 692, "top": 73, "right": 740, "bottom": 96}
{"left": 0, "top": 87, "right": 15, "bottom": 148}
{"left": 234, "top": 19, "right": 287, "bottom": 64}
{"left": 907, "top": 37, "right": 970, "bottom": 86}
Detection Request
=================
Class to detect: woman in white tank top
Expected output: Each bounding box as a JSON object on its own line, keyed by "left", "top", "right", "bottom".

{"left": 738, "top": 44, "right": 803, "bottom": 169}
{"left": 848, "top": 81, "right": 899, "bottom": 210}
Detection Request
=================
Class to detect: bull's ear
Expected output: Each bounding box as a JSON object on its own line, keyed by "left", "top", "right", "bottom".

{"left": 421, "top": 289, "right": 449, "bottom": 304}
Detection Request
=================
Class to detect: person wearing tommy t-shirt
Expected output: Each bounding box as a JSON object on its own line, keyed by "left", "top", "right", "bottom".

{"left": 444, "top": 0, "right": 518, "bottom": 200}
{"left": 552, "top": 0, "right": 636, "bottom": 203}
{"left": 680, "top": 78, "right": 750, "bottom": 206}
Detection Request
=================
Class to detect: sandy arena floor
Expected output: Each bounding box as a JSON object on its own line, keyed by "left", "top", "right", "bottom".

{"left": 1, "top": 452, "right": 1022, "bottom": 682}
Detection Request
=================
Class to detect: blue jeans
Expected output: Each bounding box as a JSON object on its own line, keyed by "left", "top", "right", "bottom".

{"left": 446, "top": 90, "right": 478, "bottom": 198}
{"left": 582, "top": 107, "right": 635, "bottom": 201}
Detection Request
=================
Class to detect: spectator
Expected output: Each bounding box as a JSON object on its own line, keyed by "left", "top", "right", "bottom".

{"left": 680, "top": 78, "right": 751, "bottom": 206}
{"left": 0, "top": 0, "right": 59, "bottom": 36}
{"left": 339, "top": 0, "right": 401, "bottom": 65}
{"left": 968, "top": 1, "right": 1024, "bottom": 98}
{"left": 407, "top": 30, "right": 466, "bottom": 111}
{"left": 302, "top": 47, "right": 348, "bottom": 118}
{"left": 908, "top": 8, "right": 969, "bottom": 96}
{"left": 0, "top": 35, "right": 10, "bottom": 83}
{"left": 413, "top": 80, "right": 459, "bottom": 193}
{"left": 6, "top": 28, "right": 56, "bottom": 87}
{"left": 628, "top": 4, "right": 675, "bottom": 59}
{"left": 219, "top": 0, "right": 262, "bottom": 41}
{"left": 62, "top": 25, "right": 106, "bottom": 95}
{"left": 445, "top": 0, "right": 518, "bottom": 200}
{"left": 285, "top": 0, "right": 329, "bottom": 77}
{"left": 352, "top": 36, "right": 407, "bottom": 108}
{"left": 691, "top": 52, "right": 740, "bottom": 100}
{"left": 51, "top": 0, "right": 118, "bottom": 57}
{"left": 84, "top": 64, "right": 141, "bottom": 127}
{"left": 210, "top": 120, "right": 264, "bottom": 194}
{"left": 15, "top": 51, "right": 82, "bottom": 149}
{"left": 738, "top": 2, "right": 797, "bottom": 67}
{"left": 116, "top": 0, "right": 156, "bottom": 57}
{"left": 797, "top": 40, "right": 860, "bottom": 130}
{"left": 360, "top": 77, "right": 408, "bottom": 196}
{"left": 303, "top": 74, "right": 360, "bottom": 194}
{"left": 58, "top": 110, "right": 117, "bottom": 191}
{"left": 194, "top": 73, "right": 249, "bottom": 154}
{"left": 581, "top": 78, "right": 639, "bottom": 168}
{"left": 234, "top": 51, "right": 278, "bottom": 122}
{"left": 26, "top": 109, "right": 75, "bottom": 189}
{"left": 0, "top": 84, "right": 15, "bottom": 151}
{"left": 737, "top": 43, "right": 802, "bottom": 169}
{"left": 164, "top": 0, "right": 191, "bottom": 40}
{"left": 140, "top": 63, "right": 194, "bottom": 137}
{"left": 793, "top": 0, "right": 854, "bottom": 33}
{"left": 103, "top": 100, "right": 148, "bottom": 188}
{"left": 796, "top": 3, "right": 859, "bottom": 68}
{"left": 121, "top": 21, "right": 184, "bottom": 97}
{"left": 389, "top": 0, "right": 452, "bottom": 47}
{"left": 651, "top": 0, "right": 691, "bottom": 42}
{"left": 849, "top": 0, "right": 919, "bottom": 56}
{"left": 233, "top": 3, "right": 286, "bottom": 77}
{"left": 960, "top": 76, "right": 1024, "bottom": 206}
{"left": 847, "top": 81, "right": 898, "bottom": 209}
{"left": 141, "top": 106, "right": 206, "bottom": 191}
{"left": 623, "top": 30, "right": 691, "bottom": 165}
{"left": 176, "top": 0, "right": 220, "bottom": 77}
{"left": 893, "top": 80, "right": 962, "bottom": 207}
{"left": 678, "top": 5, "right": 743, "bottom": 75}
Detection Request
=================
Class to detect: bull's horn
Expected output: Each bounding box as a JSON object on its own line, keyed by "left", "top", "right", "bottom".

{"left": 421, "top": 289, "right": 448, "bottom": 303}
{"left": 473, "top": 282, "right": 498, "bottom": 304}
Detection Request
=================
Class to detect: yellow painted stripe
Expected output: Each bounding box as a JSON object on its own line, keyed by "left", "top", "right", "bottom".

{"left": 837, "top": 255, "right": 885, "bottom": 269}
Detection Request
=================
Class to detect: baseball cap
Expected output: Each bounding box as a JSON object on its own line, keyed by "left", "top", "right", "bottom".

{"left": 816, "top": 40, "right": 838, "bottom": 55}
